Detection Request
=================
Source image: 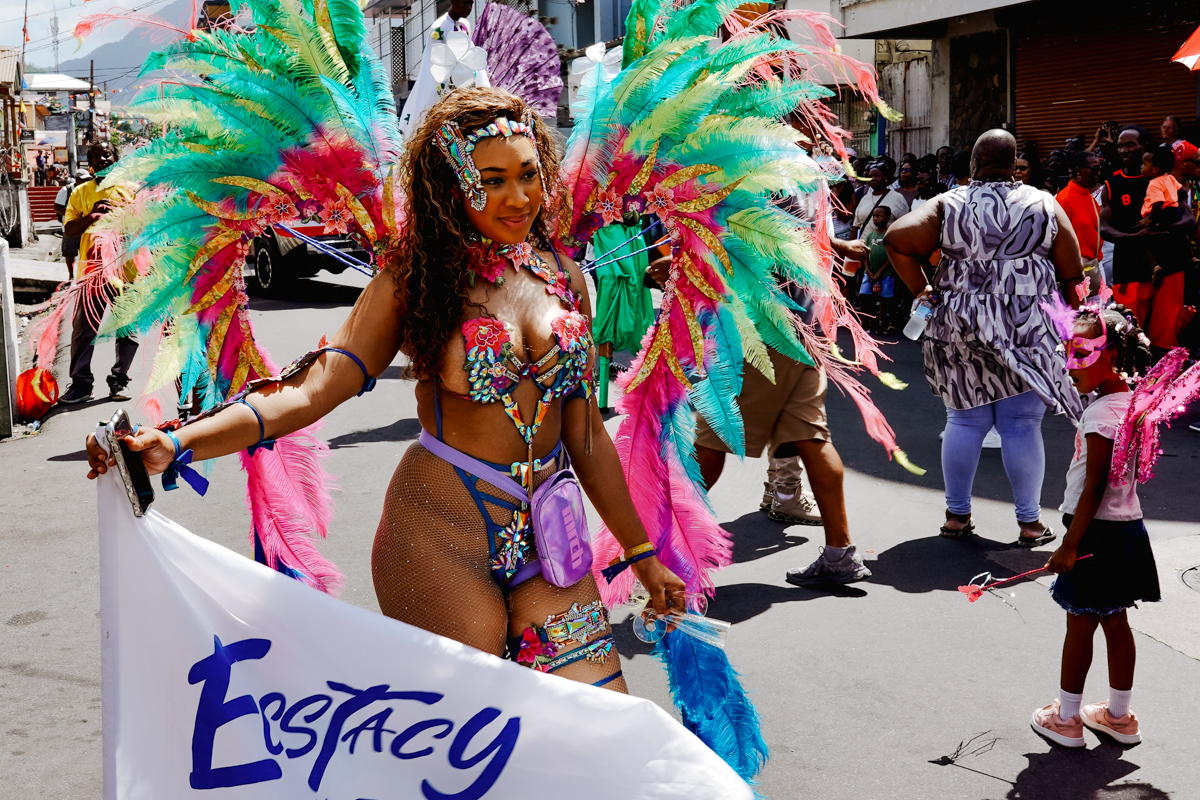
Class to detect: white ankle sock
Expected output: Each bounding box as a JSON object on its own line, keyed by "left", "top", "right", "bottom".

{"left": 1059, "top": 689, "right": 1083, "bottom": 721}
{"left": 824, "top": 545, "right": 849, "bottom": 561}
{"left": 1108, "top": 687, "right": 1132, "bottom": 719}
{"left": 775, "top": 491, "right": 795, "bottom": 501}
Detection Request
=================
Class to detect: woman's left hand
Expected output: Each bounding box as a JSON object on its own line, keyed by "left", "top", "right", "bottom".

{"left": 1045, "top": 546, "right": 1077, "bottom": 575}
{"left": 630, "top": 556, "right": 687, "bottom": 619}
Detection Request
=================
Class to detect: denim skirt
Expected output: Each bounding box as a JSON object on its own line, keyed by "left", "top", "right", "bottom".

{"left": 1050, "top": 515, "right": 1160, "bottom": 616}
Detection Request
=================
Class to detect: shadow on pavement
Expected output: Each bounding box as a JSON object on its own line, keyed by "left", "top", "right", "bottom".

{"left": 327, "top": 418, "right": 421, "bottom": 449}
{"left": 47, "top": 450, "right": 89, "bottom": 462}
{"left": 612, "top": 617, "right": 657, "bottom": 660}
{"left": 998, "top": 742, "right": 1164, "bottom": 800}
{"left": 867, "top": 535, "right": 1050, "bottom": 595}
{"left": 725, "top": 511, "right": 810, "bottom": 564}
{"left": 708, "top": 581, "right": 865, "bottom": 625}
{"left": 247, "top": 279, "right": 363, "bottom": 310}
{"left": 379, "top": 365, "right": 406, "bottom": 380}
{"left": 826, "top": 332, "right": 1200, "bottom": 524}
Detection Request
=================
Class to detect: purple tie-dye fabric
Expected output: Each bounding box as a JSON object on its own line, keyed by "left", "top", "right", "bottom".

{"left": 473, "top": 2, "right": 563, "bottom": 117}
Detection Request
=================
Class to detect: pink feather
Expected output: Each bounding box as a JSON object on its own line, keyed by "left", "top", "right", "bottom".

{"left": 1111, "top": 347, "right": 1200, "bottom": 486}
{"left": 240, "top": 421, "right": 342, "bottom": 595}
{"left": 591, "top": 341, "right": 733, "bottom": 607}
{"left": 28, "top": 283, "right": 76, "bottom": 371}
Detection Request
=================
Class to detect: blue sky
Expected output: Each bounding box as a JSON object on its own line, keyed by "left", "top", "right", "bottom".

{"left": 1, "top": 0, "right": 182, "bottom": 71}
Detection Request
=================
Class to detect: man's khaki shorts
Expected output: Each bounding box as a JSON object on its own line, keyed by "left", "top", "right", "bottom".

{"left": 695, "top": 348, "right": 831, "bottom": 457}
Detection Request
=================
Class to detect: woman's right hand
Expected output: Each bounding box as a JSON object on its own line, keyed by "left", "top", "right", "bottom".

{"left": 85, "top": 427, "right": 177, "bottom": 480}
{"left": 631, "top": 556, "right": 687, "bottom": 620}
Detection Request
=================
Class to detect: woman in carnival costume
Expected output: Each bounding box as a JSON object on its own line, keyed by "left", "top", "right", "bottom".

{"left": 74, "top": 0, "right": 904, "bottom": 780}
{"left": 90, "top": 86, "right": 685, "bottom": 691}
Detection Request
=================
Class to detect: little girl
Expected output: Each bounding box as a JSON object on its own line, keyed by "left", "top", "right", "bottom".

{"left": 1032, "top": 305, "right": 1161, "bottom": 748}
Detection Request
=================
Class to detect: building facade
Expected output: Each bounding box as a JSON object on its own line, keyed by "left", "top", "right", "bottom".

{"left": 829, "top": 0, "right": 1200, "bottom": 155}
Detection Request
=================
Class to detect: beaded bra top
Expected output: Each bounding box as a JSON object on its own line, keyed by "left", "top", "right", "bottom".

{"left": 458, "top": 244, "right": 594, "bottom": 449}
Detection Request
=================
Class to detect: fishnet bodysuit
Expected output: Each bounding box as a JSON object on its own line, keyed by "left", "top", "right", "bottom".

{"left": 372, "top": 440, "right": 626, "bottom": 692}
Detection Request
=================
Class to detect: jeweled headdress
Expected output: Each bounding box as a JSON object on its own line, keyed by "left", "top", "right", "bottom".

{"left": 434, "top": 116, "right": 536, "bottom": 211}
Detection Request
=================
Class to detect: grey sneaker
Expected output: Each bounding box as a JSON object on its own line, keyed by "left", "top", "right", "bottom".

{"left": 786, "top": 545, "right": 872, "bottom": 586}
{"left": 768, "top": 491, "right": 823, "bottom": 525}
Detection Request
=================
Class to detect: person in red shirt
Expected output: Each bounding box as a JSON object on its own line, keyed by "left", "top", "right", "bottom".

{"left": 1100, "top": 127, "right": 1155, "bottom": 323}
{"left": 1057, "top": 151, "right": 1103, "bottom": 297}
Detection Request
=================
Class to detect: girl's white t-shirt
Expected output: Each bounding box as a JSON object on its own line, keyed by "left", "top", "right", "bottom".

{"left": 1060, "top": 392, "right": 1142, "bottom": 521}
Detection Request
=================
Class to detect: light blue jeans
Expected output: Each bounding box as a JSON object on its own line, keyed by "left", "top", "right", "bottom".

{"left": 943, "top": 391, "right": 1047, "bottom": 523}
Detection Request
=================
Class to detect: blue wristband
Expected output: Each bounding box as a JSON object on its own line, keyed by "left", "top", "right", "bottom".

{"left": 165, "top": 428, "right": 182, "bottom": 459}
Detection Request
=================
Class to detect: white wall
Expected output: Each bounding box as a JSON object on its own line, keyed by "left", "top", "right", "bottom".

{"left": 786, "top": 0, "right": 875, "bottom": 85}
{"left": 833, "top": 0, "right": 1025, "bottom": 38}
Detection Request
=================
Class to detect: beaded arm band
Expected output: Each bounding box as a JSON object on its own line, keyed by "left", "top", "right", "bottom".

{"left": 155, "top": 344, "right": 377, "bottom": 490}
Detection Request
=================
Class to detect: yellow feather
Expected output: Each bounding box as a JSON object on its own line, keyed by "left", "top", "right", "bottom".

{"left": 627, "top": 140, "right": 659, "bottom": 196}
{"left": 660, "top": 163, "right": 719, "bottom": 190}
{"left": 675, "top": 177, "right": 744, "bottom": 213}
{"left": 335, "top": 183, "right": 377, "bottom": 243}
{"left": 184, "top": 262, "right": 237, "bottom": 315}
{"left": 830, "top": 342, "right": 861, "bottom": 366}
{"left": 893, "top": 449, "right": 926, "bottom": 476}
{"left": 675, "top": 216, "right": 731, "bottom": 275}
{"left": 207, "top": 303, "right": 237, "bottom": 380}
{"left": 679, "top": 252, "right": 723, "bottom": 300}
{"left": 878, "top": 372, "right": 908, "bottom": 391}
{"left": 186, "top": 229, "right": 245, "bottom": 281}
{"left": 187, "top": 191, "right": 258, "bottom": 221}
{"left": 213, "top": 176, "right": 289, "bottom": 200}
{"left": 145, "top": 333, "right": 185, "bottom": 394}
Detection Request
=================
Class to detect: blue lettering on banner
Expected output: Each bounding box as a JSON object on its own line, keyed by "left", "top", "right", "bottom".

{"left": 186, "top": 637, "right": 521, "bottom": 796}
{"left": 188, "top": 637, "right": 283, "bottom": 789}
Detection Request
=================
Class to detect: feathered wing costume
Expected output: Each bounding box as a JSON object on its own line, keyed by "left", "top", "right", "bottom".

{"left": 556, "top": 0, "right": 907, "bottom": 779}
{"left": 30, "top": 0, "right": 907, "bottom": 784}
{"left": 33, "top": 0, "right": 406, "bottom": 594}
{"left": 563, "top": 1, "right": 904, "bottom": 607}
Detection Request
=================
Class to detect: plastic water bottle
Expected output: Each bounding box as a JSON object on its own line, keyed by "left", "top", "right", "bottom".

{"left": 903, "top": 299, "right": 933, "bottom": 341}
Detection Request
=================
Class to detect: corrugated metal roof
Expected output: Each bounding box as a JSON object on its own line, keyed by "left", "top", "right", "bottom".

{"left": 24, "top": 73, "right": 93, "bottom": 92}
{"left": 0, "top": 47, "right": 18, "bottom": 87}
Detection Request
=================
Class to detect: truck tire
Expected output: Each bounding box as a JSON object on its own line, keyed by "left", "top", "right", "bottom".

{"left": 246, "top": 237, "right": 292, "bottom": 297}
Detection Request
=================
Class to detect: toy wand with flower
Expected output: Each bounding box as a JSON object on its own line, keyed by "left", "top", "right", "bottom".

{"left": 958, "top": 555, "right": 1094, "bottom": 603}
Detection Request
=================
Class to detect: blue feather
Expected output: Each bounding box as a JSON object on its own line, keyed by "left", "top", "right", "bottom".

{"left": 687, "top": 307, "right": 746, "bottom": 454}
{"left": 659, "top": 405, "right": 712, "bottom": 503}
{"left": 654, "top": 624, "right": 769, "bottom": 783}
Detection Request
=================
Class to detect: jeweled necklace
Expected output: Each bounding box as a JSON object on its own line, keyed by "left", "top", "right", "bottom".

{"left": 465, "top": 233, "right": 578, "bottom": 308}
{"left": 465, "top": 234, "right": 539, "bottom": 286}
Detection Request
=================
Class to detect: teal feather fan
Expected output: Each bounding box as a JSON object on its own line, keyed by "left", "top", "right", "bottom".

{"left": 559, "top": 0, "right": 919, "bottom": 782}
{"left": 40, "top": 0, "right": 407, "bottom": 593}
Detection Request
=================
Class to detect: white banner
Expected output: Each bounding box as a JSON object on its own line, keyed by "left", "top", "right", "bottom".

{"left": 96, "top": 436, "right": 751, "bottom": 800}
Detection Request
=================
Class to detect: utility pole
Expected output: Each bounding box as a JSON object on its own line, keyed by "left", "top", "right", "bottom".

{"left": 88, "top": 59, "right": 95, "bottom": 144}
{"left": 51, "top": 14, "right": 60, "bottom": 72}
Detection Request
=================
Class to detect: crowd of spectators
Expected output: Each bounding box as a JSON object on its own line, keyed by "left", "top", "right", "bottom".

{"left": 834, "top": 116, "right": 1199, "bottom": 355}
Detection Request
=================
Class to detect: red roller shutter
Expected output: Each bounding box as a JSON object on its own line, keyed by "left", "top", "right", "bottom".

{"left": 1015, "top": 19, "right": 1197, "bottom": 152}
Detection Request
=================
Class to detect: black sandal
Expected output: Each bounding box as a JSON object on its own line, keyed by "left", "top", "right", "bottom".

{"left": 1015, "top": 524, "right": 1055, "bottom": 548}
{"left": 940, "top": 511, "right": 975, "bottom": 538}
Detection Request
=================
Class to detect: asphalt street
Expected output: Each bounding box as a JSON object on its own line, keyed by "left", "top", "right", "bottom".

{"left": 2, "top": 272, "right": 1199, "bottom": 799}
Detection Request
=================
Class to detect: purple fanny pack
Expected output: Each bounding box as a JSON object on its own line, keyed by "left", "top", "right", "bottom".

{"left": 419, "top": 431, "right": 593, "bottom": 587}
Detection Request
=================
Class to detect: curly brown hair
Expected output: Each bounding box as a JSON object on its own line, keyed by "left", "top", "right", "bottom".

{"left": 389, "top": 87, "right": 563, "bottom": 380}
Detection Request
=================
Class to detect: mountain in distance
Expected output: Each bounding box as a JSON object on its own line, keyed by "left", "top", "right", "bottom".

{"left": 57, "top": 0, "right": 195, "bottom": 105}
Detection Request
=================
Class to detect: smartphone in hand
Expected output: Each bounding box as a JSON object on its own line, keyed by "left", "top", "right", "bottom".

{"left": 105, "top": 410, "right": 154, "bottom": 517}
